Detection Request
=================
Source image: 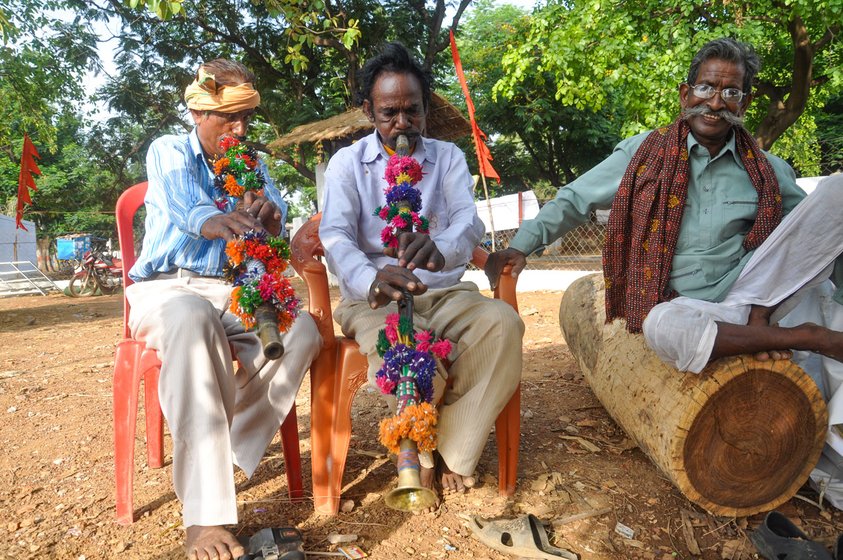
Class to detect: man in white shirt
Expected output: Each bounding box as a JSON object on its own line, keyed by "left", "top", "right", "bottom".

{"left": 320, "top": 42, "right": 524, "bottom": 497}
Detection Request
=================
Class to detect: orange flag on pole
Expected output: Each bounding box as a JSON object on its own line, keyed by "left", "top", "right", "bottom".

{"left": 450, "top": 30, "right": 500, "bottom": 181}
{"left": 16, "top": 134, "right": 41, "bottom": 231}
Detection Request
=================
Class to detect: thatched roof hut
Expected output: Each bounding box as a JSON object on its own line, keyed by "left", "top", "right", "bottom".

{"left": 268, "top": 91, "right": 471, "bottom": 153}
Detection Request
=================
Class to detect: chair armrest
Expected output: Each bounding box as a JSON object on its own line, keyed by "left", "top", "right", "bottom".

{"left": 470, "top": 247, "right": 519, "bottom": 312}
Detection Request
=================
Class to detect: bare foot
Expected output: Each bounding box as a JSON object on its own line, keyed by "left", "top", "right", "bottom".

{"left": 437, "top": 454, "right": 474, "bottom": 495}
{"left": 186, "top": 525, "right": 245, "bottom": 560}
{"left": 420, "top": 464, "right": 435, "bottom": 489}
{"left": 417, "top": 465, "right": 440, "bottom": 514}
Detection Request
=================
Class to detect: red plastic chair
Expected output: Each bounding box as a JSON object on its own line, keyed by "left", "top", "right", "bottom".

{"left": 113, "top": 182, "right": 303, "bottom": 525}
{"left": 290, "top": 214, "right": 521, "bottom": 515}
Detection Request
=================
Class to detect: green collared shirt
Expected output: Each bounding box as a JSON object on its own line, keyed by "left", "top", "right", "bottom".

{"left": 509, "top": 130, "right": 806, "bottom": 302}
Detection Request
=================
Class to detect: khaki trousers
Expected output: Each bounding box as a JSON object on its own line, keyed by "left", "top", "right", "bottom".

{"left": 126, "top": 278, "right": 320, "bottom": 526}
{"left": 334, "top": 282, "right": 523, "bottom": 475}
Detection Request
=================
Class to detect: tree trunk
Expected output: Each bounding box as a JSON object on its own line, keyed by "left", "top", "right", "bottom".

{"left": 754, "top": 16, "right": 813, "bottom": 150}
{"left": 36, "top": 236, "right": 54, "bottom": 273}
{"left": 560, "top": 273, "right": 827, "bottom": 517}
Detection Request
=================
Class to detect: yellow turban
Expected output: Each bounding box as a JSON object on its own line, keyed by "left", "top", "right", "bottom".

{"left": 184, "top": 67, "right": 260, "bottom": 113}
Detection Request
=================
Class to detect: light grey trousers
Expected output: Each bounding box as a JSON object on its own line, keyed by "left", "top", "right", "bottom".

{"left": 126, "top": 277, "right": 320, "bottom": 527}
{"left": 334, "top": 281, "right": 524, "bottom": 476}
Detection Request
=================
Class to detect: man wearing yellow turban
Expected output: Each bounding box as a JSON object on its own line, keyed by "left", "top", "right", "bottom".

{"left": 126, "top": 59, "right": 320, "bottom": 560}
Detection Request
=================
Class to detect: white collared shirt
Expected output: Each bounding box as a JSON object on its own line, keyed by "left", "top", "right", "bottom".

{"left": 320, "top": 132, "right": 485, "bottom": 301}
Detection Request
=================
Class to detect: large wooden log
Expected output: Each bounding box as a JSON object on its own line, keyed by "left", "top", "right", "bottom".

{"left": 560, "top": 273, "right": 828, "bottom": 517}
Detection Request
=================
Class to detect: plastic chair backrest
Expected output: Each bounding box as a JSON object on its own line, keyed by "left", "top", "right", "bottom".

{"left": 115, "top": 182, "right": 148, "bottom": 339}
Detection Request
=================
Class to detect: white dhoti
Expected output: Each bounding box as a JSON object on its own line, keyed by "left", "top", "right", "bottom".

{"left": 643, "top": 175, "right": 843, "bottom": 374}
{"left": 642, "top": 175, "right": 843, "bottom": 506}
{"left": 334, "top": 282, "right": 524, "bottom": 476}
{"left": 126, "top": 277, "right": 320, "bottom": 527}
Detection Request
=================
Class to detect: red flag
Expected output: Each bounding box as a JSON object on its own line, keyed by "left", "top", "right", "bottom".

{"left": 450, "top": 30, "right": 500, "bottom": 181}
{"left": 16, "top": 134, "right": 41, "bottom": 231}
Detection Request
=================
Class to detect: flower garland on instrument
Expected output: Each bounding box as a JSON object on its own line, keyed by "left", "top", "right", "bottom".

{"left": 375, "top": 313, "right": 451, "bottom": 454}
{"left": 212, "top": 136, "right": 300, "bottom": 332}
{"left": 212, "top": 136, "right": 266, "bottom": 208}
{"left": 374, "top": 155, "right": 429, "bottom": 249}
{"left": 373, "top": 150, "right": 451, "bottom": 454}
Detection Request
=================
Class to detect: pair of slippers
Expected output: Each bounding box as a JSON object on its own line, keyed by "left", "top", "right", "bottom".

{"left": 236, "top": 527, "right": 305, "bottom": 560}
{"left": 470, "top": 514, "right": 578, "bottom": 559}
{"left": 750, "top": 511, "right": 837, "bottom": 560}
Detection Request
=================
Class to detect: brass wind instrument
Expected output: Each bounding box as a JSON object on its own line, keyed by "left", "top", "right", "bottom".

{"left": 384, "top": 290, "right": 438, "bottom": 511}
{"left": 255, "top": 302, "right": 284, "bottom": 359}
{"left": 383, "top": 133, "right": 437, "bottom": 512}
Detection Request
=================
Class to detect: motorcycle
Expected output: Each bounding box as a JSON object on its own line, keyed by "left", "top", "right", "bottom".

{"left": 68, "top": 249, "right": 123, "bottom": 297}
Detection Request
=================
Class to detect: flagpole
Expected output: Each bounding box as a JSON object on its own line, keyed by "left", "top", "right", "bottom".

{"left": 480, "top": 174, "right": 496, "bottom": 252}
{"left": 449, "top": 30, "right": 501, "bottom": 255}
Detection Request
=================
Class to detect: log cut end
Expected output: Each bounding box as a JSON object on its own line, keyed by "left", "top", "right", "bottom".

{"left": 560, "top": 273, "right": 828, "bottom": 517}
{"left": 677, "top": 358, "right": 827, "bottom": 516}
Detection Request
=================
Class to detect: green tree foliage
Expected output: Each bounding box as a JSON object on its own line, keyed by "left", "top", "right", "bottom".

{"left": 816, "top": 93, "right": 843, "bottom": 174}
{"left": 494, "top": 0, "right": 843, "bottom": 175}
{"left": 94, "top": 0, "right": 475, "bottom": 201}
{"left": 0, "top": 0, "right": 99, "bottom": 154}
{"left": 1, "top": 113, "right": 121, "bottom": 239}
{"left": 448, "top": 0, "right": 624, "bottom": 191}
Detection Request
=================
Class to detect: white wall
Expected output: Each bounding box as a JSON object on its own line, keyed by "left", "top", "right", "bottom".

{"left": 0, "top": 215, "right": 37, "bottom": 264}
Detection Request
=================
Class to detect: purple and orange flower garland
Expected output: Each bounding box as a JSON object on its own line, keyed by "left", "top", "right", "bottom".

{"left": 375, "top": 313, "right": 451, "bottom": 453}
{"left": 374, "top": 155, "right": 430, "bottom": 249}
{"left": 373, "top": 151, "right": 452, "bottom": 454}
{"left": 212, "top": 137, "right": 300, "bottom": 333}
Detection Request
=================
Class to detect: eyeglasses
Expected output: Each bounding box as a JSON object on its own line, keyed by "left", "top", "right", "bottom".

{"left": 206, "top": 109, "right": 256, "bottom": 124}
{"left": 687, "top": 84, "right": 746, "bottom": 104}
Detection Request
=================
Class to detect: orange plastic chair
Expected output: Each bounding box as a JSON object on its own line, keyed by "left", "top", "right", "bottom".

{"left": 290, "top": 213, "right": 521, "bottom": 515}
{"left": 112, "top": 182, "right": 303, "bottom": 525}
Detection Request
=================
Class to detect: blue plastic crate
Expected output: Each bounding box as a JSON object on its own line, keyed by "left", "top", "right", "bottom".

{"left": 57, "top": 236, "right": 91, "bottom": 260}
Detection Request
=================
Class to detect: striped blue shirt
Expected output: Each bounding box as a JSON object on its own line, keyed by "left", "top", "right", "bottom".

{"left": 129, "top": 128, "right": 287, "bottom": 281}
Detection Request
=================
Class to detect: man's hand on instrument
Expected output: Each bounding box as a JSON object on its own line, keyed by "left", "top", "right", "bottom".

{"left": 383, "top": 232, "right": 445, "bottom": 272}
{"left": 484, "top": 248, "right": 528, "bottom": 290}
{"left": 368, "top": 264, "right": 428, "bottom": 309}
{"left": 200, "top": 212, "right": 262, "bottom": 242}
{"left": 243, "top": 190, "right": 283, "bottom": 236}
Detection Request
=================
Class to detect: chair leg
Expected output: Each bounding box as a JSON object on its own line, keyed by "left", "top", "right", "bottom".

{"left": 280, "top": 403, "right": 304, "bottom": 502}
{"left": 114, "top": 341, "right": 143, "bottom": 525}
{"left": 495, "top": 384, "right": 520, "bottom": 497}
{"left": 328, "top": 355, "right": 368, "bottom": 516}
{"left": 310, "top": 353, "right": 338, "bottom": 515}
{"left": 141, "top": 351, "right": 164, "bottom": 469}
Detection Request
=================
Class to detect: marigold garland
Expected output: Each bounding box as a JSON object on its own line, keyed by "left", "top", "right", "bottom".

{"left": 374, "top": 310, "right": 452, "bottom": 453}
{"left": 212, "top": 137, "right": 300, "bottom": 334}
{"left": 212, "top": 136, "right": 266, "bottom": 210}
{"left": 373, "top": 154, "right": 429, "bottom": 248}
{"left": 379, "top": 402, "right": 438, "bottom": 454}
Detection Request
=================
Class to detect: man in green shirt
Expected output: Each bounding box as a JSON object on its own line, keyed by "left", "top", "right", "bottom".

{"left": 486, "top": 37, "right": 843, "bottom": 374}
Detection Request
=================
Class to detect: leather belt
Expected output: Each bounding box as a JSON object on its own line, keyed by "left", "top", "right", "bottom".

{"left": 146, "top": 268, "right": 221, "bottom": 281}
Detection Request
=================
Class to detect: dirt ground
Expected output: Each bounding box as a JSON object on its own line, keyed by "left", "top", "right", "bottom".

{"left": 1, "top": 281, "right": 841, "bottom": 560}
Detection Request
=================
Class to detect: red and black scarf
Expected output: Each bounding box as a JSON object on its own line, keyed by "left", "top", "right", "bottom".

{"left": 603, "top": 118, "right": 782, "bottom": 332}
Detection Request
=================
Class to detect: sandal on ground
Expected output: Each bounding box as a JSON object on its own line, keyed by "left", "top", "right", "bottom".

{"left": 470, "top": 514, "right": 578, "bottom": 559}
{"left": 749, "top": 511, "right": 832, "bottom": 560}
{"left": 237, "top": 527, "right": 305, "bottom": 560}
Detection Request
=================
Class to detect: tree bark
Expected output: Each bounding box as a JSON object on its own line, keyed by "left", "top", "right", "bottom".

{"left": 560, "top": 274, "right": 828, "bottom": 516}
{"left": 754, "top": 16, "right": 814, "bottom": 150}
{"left": 36, "top": 236, "right": 54, "bottom": 273}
